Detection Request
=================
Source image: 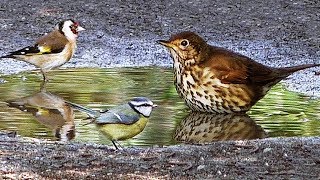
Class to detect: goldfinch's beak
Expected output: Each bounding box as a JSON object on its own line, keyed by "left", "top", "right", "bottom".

{"left": 77, "top": 25, "right": 85, "bottom": 32}
{"left": 157, "top": 40, "right": 175, "bottom": 49}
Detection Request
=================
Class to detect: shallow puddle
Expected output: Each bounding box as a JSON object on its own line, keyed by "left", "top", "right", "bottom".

{"left": 0, "top": 67, "right": 319, "bottom": 147}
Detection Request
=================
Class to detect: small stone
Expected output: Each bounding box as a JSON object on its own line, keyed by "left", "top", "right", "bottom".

{"left": 263, "top": 148, "right": 272, "bottom": 153}
{"left": 197, "top": 165, "right": 206, "bottom": 170}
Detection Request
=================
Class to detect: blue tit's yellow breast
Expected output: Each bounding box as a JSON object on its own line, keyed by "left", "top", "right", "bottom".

{"left": 98, "top": 117, "right": 149, "bottom": 141}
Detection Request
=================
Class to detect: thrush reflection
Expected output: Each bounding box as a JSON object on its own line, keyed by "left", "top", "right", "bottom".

{"left": 6, "top": 87, "right": 75, "bottom": 141}
{"left": 174, "top": 112, "right": 267, "bottom": 144}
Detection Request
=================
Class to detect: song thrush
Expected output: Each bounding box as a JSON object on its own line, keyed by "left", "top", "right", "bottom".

{"left": 158, "top": 31, "right": 320, "bottom": 113}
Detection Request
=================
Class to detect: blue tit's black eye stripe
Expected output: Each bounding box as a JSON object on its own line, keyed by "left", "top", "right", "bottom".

{"left": 136, "top": 103, "right": 153, "bottom": 107}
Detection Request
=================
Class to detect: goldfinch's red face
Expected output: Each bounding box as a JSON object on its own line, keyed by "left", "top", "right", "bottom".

{"left": 70, "top": 23, "right": 78, "bottom": 35}
{"left": 59, "top": 20, "right": 85, "bottom": 40}
{"left": 70, "top": 22, "right": 85, "bottom": 35}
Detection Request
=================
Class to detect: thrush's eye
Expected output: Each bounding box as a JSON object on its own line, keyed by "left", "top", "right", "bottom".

{"left": 180, "top": 40, "right": 189, "bottom": 47}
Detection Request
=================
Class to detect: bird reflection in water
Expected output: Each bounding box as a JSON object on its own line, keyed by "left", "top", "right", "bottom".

{"left": 6, "top": 84, "right": 75, "bottom": 141}
{"left": 174, "top": 112, "right": 267, "bottom": 144}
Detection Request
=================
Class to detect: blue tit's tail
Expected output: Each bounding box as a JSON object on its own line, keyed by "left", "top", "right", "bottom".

{"left": 65, "top": 101, "right": 100, "bottom": 118}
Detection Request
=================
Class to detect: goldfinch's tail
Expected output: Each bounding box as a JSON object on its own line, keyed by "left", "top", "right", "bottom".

{"left": 0, "top": 54, "right": 14, "bottom": 58}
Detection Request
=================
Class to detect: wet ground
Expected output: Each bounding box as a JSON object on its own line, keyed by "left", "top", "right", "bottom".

{"left": 0, "top": 0, "right": 320, "bottom": 179}
{"left": 0, "top": 68, "right": 319, "bottom": 147}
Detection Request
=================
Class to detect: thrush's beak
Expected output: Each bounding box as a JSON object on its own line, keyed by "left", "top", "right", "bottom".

{"left": 157, "top": 40, "right": 175, "bottom": 49}
{"left": 77, "top": 25, "right": 85, "bottom": 32}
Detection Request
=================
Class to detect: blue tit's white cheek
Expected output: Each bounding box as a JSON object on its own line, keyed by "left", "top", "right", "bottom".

{"left": 144, "top": 107, "right": 153, "bottom": 117}
{"left": 136, "top": 106, "right": 153, "bottom": 117}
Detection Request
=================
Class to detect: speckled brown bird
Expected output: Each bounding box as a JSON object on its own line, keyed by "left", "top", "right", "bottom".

{"left": 158, "top": 32, "right": 320, "bottom": 113}
{"left": 174, "top": 112, "right": 267, "bottom": 144}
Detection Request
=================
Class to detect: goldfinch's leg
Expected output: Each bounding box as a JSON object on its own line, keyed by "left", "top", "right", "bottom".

{"left": 40, "top": 79, "right": 47, "bottom": 92}
{"left": 41, "top": 69, "right": 49, "bottom": 82}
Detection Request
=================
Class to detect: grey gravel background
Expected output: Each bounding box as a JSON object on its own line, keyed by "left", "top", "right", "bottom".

{"left": 0, "top": 0, "right": 319, "bottom": 95}
{"left": 1, "top": 1, "right": 320, "bottom": 179}
{"left": 0, "top": 132, "right": 319, "bottom": 179}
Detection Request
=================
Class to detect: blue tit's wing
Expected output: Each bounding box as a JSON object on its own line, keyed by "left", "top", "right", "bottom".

{"left": 95, "top": 112, "right": 140, "bottom": 125}
{"left": 95, "top": 104, "right": 140, "bottom": 125}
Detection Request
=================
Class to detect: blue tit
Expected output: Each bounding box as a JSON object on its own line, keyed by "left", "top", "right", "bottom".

{"left": 0, "top": 19, "right": 85, "bottom": 81}
{"left": 66, "top": 97, "right": 157, "bottom": 149}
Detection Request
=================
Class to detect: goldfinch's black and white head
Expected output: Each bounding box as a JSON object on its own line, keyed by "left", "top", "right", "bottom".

{"left": 57, "top": 19, "right": 85, "bottom": 41}
{"left": 128, "top": 97, "right": 157, "bottom": 117}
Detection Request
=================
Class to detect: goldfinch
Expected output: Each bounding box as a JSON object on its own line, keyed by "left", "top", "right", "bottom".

{"left": 66, "top": 97, "right": 157, "bottom": 149}
{"left": 0, "top": 19, "right": 85, "bottom": 81}
{"left": 6, "top": 89, "right": 75, "bottom": 141}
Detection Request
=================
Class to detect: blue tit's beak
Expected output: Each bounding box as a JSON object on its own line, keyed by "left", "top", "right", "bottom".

{"left": 152, "top": 104, "right": 158, "bottom": 108}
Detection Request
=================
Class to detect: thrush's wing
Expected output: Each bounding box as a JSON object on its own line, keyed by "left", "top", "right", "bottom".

{"left": 204, "top": 46, "right": 275, "bottom": 85}
{"left": 1, "top": 30, "right": 68, "bottom": 58}
{"left": 95, "top": 104, "right": 140, "bottom": 125}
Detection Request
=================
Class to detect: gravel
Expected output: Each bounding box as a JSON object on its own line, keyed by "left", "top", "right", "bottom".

{"left": 0, "top": 0, "right": 320, "bottom": 179}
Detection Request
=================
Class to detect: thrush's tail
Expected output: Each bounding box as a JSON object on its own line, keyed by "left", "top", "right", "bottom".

{"left": 261, "top": 63, "right": 320, "bottom": 87}
{"left": 65, "top": 101, "right": 100, "bottom": 118}
{"left": 279, "top": 63, "right": 320, "bottom": 75}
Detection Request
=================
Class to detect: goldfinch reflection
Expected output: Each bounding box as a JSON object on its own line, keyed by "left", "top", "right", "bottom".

{"left": 6, "top": 89, "right": 75, "bottom": 141}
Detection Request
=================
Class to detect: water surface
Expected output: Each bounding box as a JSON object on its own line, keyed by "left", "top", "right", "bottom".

{"left": 0, "top": 67, "right": 319, "bottom": 147}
